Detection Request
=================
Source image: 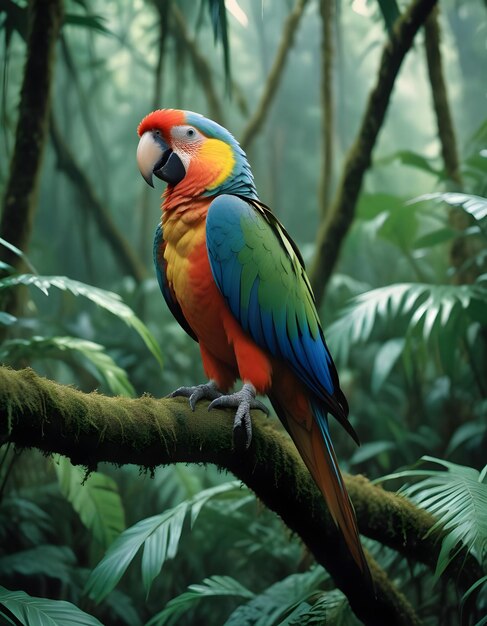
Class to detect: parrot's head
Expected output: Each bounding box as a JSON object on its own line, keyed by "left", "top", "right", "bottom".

{"left": 136, "top": 109, "right": 256, "bottom": 198}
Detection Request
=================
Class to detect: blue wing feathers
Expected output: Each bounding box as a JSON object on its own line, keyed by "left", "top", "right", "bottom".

{"left": 206, "top": 195, "right": 353, "bottom": 437}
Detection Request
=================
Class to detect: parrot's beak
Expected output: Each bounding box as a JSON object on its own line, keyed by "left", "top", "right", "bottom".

{"left": 137, "top": 131, "right": 186, "bottom": 187}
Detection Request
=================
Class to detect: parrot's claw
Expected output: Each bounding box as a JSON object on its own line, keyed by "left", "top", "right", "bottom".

{"left": 168, "top": 380, "right": 222, "bottom": 411}
{"left": 208, "top": 383, "right": 269, "bottom": 450}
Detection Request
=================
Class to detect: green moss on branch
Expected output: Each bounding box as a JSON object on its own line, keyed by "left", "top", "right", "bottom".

{"left": 0, "top": 366, "right": 479, "bottom": 624}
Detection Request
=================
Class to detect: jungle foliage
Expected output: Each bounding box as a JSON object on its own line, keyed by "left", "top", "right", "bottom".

{"left": 0, "top": 0, "right": 486, "bottom": 624}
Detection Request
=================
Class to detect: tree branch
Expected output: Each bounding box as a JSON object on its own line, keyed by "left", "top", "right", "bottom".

{"left": 171, "top": 4, "right": 225, "bottom": 125}
{"left": 49, "top": 115, "right": 146, "bottom": 284}
{"left": 424, "top": 8, "right": 462, "bottom": 188}
{"left": 240, "top": 0, "right": 310, "bottom": 152}
{"left": 1, "top": 366, "right": 481, "bottom": 624}
{"left": 309, "top": 0, "right": 437, "bottom": 306}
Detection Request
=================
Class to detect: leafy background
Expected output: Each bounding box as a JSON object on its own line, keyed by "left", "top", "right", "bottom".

{"left": 0, "top": 0, "right": 486, "bottom": 624}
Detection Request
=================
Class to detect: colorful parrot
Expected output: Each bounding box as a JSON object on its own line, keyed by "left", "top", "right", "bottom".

{"left": 137, "top": 109, "right": 370, "bottom": 580}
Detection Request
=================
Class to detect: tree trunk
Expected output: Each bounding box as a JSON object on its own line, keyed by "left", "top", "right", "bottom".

{"left": 424, "top": 7, "right": 478, "bottom": 284}
{"left": 309, "top": 0, "right": 438, "bottom": 306}
{"left": 0, "top": 0, "right": 64, "bottom": 309}
{"left": 319, "top": 0, "right": 335, "bottom": 214}
{"left": 424, "top": 8, "right": 462, "bottom": 187}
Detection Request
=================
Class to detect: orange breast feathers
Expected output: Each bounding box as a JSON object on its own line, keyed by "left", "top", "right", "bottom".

{"left": 162, "top": 213, "right": 272, "bottom": 394}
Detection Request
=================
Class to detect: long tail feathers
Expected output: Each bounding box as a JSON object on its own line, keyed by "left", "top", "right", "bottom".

{"left": 282, "top": 399, "right": 372, "bottom": 583}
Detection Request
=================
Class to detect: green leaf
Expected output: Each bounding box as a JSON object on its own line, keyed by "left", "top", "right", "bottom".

{"left": 414, "top": 227, "right": 458, "bottom": 249}
{"left": 328, "top": 283, "right": 487, "bottom": 367}
{"left": 0, "top": 312, "right": 17, "bottom": 326}
{"left": 377, "top": 203, "right": 419, "bottom": 250}
{"left": 284, "top": 589, "right": 354, "bottom": 626}
{"left": 446, "top": 422, "right": 487, "bottom": 456}
{"left": 0, "top": 336, "right": 135, "bottom": 397}
{"left": 147, "top": 576, "right": 255, "bottom": 626}
{"left": 377, "top": 150, "right": 443, "bottom": 177}
{"left": 408, "top": 192, "right": 487, "bottom": 223}
{"left": 461, "top": 575, "right": 487, "bottom": 625}
{"left": 349, "top": 441, "right": 395, "bottom": 467}
{"left": 54, "top": 456, "right": 125, "bottom": 549}
{"left": 379, "top": 457, "right": 487, "bottom": 577}
{"left": 85, "top": 481, "right": 246, "bottom": 602}
{"left": 356, "top": 193, "right": 405, "bottom": 221}
{"left": 0, "top": 586, "right": 103, "bottom": 626}
{"left": 64, "top": 13, "right": 111, "bottom": 34}
{"left": 371, "top": 338, "right": 404, "bottom": 392}
{"left": 0, "top": 274, "right": 163, "bottom": 366}
{"left": 205, "top": 0, "right": 231, "bottom": 85}
{"left": 224, "top": 567, "right": 328, "bottom": 626}
{"left": 0, "top": 546, "right": 75, "bottom": 583}
{"left": 0, "top": 237, "right": 37, "bottom": 273}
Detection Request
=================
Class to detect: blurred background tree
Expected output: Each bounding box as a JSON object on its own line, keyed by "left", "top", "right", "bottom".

{"left": 0, "top": 0, "right": 486, "bottom": 624}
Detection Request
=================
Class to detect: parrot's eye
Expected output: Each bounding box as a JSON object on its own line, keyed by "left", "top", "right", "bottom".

{"left": 171, "top": 125, "right": 202, "bottom": 146}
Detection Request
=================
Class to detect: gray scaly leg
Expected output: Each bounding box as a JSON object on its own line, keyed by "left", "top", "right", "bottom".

{"left": 169, "top": 380, "right": 222, "bottom": 411}
{"left": 208, "top": 383, "right": 269, "bottom": 449}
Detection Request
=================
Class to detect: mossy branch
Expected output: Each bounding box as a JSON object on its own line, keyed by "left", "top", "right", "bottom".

{"left": 309, "top": 0, "right": 438, "bottom": 305}
{"left": 1, "top": 367, "right": 482, "bottom": 624}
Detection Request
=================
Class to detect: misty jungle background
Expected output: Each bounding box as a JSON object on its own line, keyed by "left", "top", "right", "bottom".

{"left": 0, "top": 0, "right": 486, "bottom": 624}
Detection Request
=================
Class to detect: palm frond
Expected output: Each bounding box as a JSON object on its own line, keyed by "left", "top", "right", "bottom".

{"left": 284, "top": 589, "right": 356, "bottom": 626}
{"left": 147, "top": 576, "right": 255, "bottom": 626}
{"left": 0, "top": 336, "right": 135, "bottom": 397}
{"left": 0, "top": 274, "right": 162, "bottom": 366}
{"left": 224, "top": 567, "right": 328, "bottom": 625}
{"left": 0, "top": 546, "right": 75, "bottom": 584}
{"left": 380, "top": 456, "right": 487, "bottom": 577}
{"left": 328, "top": 282, "right": 487, "bottom": 365}
{"left": 0, "top": 586, "right": 103, "bottom": 626}
{"left": 85, "top": 481, "right": 249, "bottom": 602}
{"left": 409, "top": 193, "right": 487, "bottom": 226}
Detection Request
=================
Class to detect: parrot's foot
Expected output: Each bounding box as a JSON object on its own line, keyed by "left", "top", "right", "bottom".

{"left": 208, "top": 383, "right": 269, "bottom": 450}
{"left": 168, "top": 380, "right": 222, "bottom": 411}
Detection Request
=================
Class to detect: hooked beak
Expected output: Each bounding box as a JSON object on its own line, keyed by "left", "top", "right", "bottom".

{"left": 136, "top": 131, "right": 186, "bottom": 187}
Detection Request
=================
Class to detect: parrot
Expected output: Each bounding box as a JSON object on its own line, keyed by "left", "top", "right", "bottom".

{"left": 136, "top": 108, "right": 370, "bottom": 580}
